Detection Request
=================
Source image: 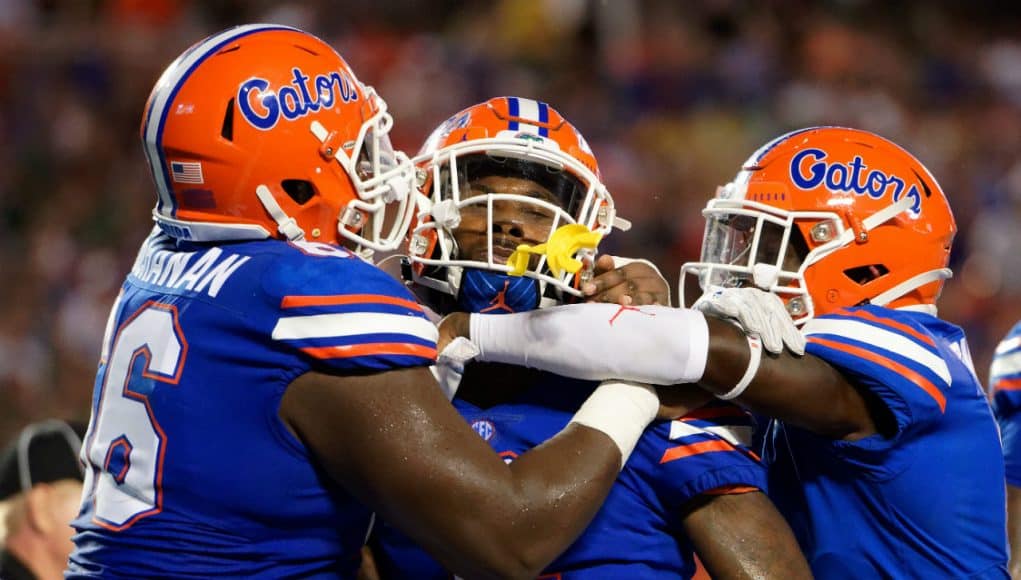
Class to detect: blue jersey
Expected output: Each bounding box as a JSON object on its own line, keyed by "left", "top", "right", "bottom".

{"left": 371, "top": 375, "right": 766, "bottom": 579}
{"left": 766, "top": 305, "right": 1007, "bottom": 578}
{"left": 990, "top": 321, "right": 1021, "bottom": 487}
{"left": 68, "top": 230, "right": 437, "bottom": 579}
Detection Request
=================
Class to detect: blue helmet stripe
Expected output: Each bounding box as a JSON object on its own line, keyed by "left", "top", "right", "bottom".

{"left": 143, "top": 24, "right": 297, "bottom": 217}
{"left": 507, "top": 96, "right": 520, "bottom": 131}
{"left": 537, "top": 101, "right": 549, "bottom": 137}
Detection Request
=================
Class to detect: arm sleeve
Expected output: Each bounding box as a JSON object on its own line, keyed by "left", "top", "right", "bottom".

{"left": 469, "top": 303, "right": 709, "bottom": 385}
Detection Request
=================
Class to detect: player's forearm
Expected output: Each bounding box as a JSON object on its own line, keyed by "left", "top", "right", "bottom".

{"left": 699, "top": 317, "right": 875, "bottom": 440}
{"left": 469, "top": 303, "right": 709, "bottom": 384}
{"left": 384, "top": 425, "right": 621, "bottom": 580}
{"left": 327, "top": 373, "right": 657, "bottom": 580}
{"left": 684, "top": 492, "right": 812, "bottom": 580}
{"left": 470, "top": 425, "right": 623, "bottom": 579}
{"left": 437, "top": 381, "right": 658, "bottom": 578}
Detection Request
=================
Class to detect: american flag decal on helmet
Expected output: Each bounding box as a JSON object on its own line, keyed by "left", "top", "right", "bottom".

{"left": 170, "top": 161, "right": 204, "bottom": 184}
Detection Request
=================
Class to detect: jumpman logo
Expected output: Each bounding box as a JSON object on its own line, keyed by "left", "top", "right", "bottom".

{"left": 608, "top": 304, "right": 655, "bottom": 326}
{"left": 480, "top": 280, "right": 515, "bottom": 313}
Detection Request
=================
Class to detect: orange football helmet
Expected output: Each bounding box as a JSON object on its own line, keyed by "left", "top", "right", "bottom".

{"left": 407, "top": 96, "right": 628, "bottom": 304}
{"left": 681, "top": 126, "right": 957, "bottom": 325}
{"left": 141, "top": 24, "right": 415, "bottom": 254}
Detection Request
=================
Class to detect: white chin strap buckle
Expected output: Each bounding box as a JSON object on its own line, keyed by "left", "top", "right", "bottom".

{"left": 381, "top": 153, "right": 414, "bottom": 203}
{"left": 752, "top": 263, "right": 779, "bottom": 290}
{"left": 430, "top": 199, "right": 462, "bottom": 230}
{"left": 255, "top": 184, "right": 305, "bottom": 241}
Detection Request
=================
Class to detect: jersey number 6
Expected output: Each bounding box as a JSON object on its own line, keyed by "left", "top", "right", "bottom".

{"left": 81, "top": 301, "right": 187, "bottom": 530}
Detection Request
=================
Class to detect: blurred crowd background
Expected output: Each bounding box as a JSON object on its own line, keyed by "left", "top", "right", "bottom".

{"left": 1, "top": 0, "right": 1021, "bottom": 442}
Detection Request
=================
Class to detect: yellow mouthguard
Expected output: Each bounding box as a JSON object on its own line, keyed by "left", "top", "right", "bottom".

{"left": 506, "top": 224, "right": 603, "bottom": 277}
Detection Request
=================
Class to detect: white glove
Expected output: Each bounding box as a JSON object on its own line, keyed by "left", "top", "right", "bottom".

{"left": 693, "top": 287, "right": 806, "bottom": 356}
{"left": 431, "top": 337, "right": 480, "bottom": 400}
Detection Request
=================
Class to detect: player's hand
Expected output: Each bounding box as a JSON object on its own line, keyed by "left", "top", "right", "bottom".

{"left": 436, "top": 311, "right": 471, "bottom": 353}
{"left": 693, "top": 286, "right": 806, "bottom": 355}
{"left": 656, "top": 386, "right": 714, "bottom": 420}
{"left": 582, "top": 255, "right": 670, "bottom": 306}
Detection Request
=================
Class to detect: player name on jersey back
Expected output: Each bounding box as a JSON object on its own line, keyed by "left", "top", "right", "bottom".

{"left": 129, "top": 236, "right": 250, "bottom": 299}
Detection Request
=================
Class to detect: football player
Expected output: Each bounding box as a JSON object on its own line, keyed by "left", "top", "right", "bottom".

{"left": 67, "top": 25, "right": 679, "bottom": 579}
{"left": 440, "top": 127, "right": 1009, "bottom": 577}
{"left": 367, "top": 97, "right": 810, "bottom": 579}
{"left": 990, "top": 321, "right": 1021, "bottom": 578}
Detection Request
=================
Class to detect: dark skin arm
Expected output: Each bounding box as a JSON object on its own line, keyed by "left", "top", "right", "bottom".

{"left": 356, "top": 545, "right": 381, "bottom": 580}
{"left": 1008, "top": 484, "right": 1021, "bottom": 579}
{"left": 281, "top": 365, "right": 653, "bottom": 580}
{"left": 683, "top": 491, "right": 813, "bottom": 579}
{"left": 438, "top": 311, "right": 886, "bottom": 441}
{"left": 700, "top": 317, "right": 891, "bottom": 440}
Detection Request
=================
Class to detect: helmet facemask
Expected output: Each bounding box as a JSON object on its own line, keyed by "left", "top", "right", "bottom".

{"left": 409, "top": 141, "right": 614, "bottom": 306}
{"left": 682, "top": 196, "right": 819, "bottom": 324}
{"left": 309, "top": 86, "right": 416, "bottom": 257}
{"left": 681, "top": 182, "right": 949, "bottom": 325}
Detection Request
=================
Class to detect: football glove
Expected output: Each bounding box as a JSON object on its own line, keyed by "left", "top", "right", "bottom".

{"left": 694, "top": 286, "right": 806, "bottom": 356}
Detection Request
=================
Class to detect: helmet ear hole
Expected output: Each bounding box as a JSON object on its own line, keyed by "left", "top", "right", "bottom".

{"left": 220, "top": 98, "right": 235, "bottom": 142}
{"left": 843, "top": 264, "right": 890, "bottom": 285}
{"left": 281, "top": 180, "right": 316, "bottom": 205}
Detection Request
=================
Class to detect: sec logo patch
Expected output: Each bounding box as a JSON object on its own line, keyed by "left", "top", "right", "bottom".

{"left": 471, "top": 419, "right": 496, "bottom": 441}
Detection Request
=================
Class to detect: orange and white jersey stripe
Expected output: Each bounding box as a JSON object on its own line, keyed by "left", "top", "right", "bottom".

{"left": 273, "top": 292, "right": 437, "bottom": 367}
{"left": 804, "top": 306, "right": 950, "bottom": 414}
{"left": 991, "top": 323, "right": 1021, "bottom": 395}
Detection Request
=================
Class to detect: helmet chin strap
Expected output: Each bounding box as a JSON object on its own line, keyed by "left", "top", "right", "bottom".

{"left": 445, "top": 264, "right": 464, "bottom": 296}
{"left": 255, "top": 184, "right": 306, "bottom": 241}
{"left": 831, "top": 195, "right": 951, "bottom": 312}
{"left": 869, "top": 268, "right": 952, "bottom": 309}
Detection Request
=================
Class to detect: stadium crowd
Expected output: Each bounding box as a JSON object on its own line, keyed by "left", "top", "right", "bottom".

{"left": 1, "top": 0, "right": 1020, "bottom": 444}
